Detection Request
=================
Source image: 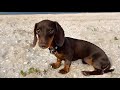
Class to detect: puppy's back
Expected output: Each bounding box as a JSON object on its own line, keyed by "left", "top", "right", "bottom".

{"left": 65, "top": 37, "right": 106, "bottom": 59}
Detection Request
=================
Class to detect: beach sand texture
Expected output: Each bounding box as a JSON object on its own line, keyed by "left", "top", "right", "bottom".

{"left": 0, "top": 13, "right": 120, "bottom": 78}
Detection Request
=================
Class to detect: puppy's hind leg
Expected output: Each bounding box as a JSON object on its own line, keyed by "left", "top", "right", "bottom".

{"left": 81, "top": 56, "right": 104, "bottom": 76}
{"left": 82, "top": 69, "right": 103, "bottom": 76}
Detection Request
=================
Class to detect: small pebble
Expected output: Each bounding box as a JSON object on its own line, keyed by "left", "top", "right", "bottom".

{"left": 23, "top": 62, "right": 28, "bottom": 64}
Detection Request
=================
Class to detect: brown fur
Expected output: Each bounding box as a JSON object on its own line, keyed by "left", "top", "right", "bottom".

{"left": 31, "top": 20, "right": 114, "bottom": 76}
{"left": 51, "top": 59, "right": 62, "bottom": 69}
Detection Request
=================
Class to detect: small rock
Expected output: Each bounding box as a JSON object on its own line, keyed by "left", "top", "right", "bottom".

{"left": 3, "top": 70, "right": 6, "bottom": 73}
{"left": 73, "top": 74, "right": 77, "bottom": 78}
{"left": 118, "top": 46, "right": 120, "bottom": 49}
{"left": 114, "top": 37, "right": 118, "bottom": 40}
{"left": 23, "top": 62, "right": 28, "bottom": 64}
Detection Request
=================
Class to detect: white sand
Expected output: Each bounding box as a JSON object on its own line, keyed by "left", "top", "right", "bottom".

{"left": 0, "top": 13, "right": 120, "bottom": 78}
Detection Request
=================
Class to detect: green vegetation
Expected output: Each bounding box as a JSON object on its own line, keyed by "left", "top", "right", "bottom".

{"left": 20, "top": 67, "right": 41, "bottom": 77}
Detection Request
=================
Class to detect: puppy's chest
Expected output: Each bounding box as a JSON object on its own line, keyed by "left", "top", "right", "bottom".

{"left": 49, "top": 47, "right": 65, "bottom": 60}
{"left": 54, "top": 51, "right": 65, "bottom": 59}
{"left": 49, "top": 47, "right": 65, "bottom": 59}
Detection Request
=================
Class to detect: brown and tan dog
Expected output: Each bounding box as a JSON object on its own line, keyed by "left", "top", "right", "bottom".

{"left": 31, "top": 20, "right": 114, "bottom": 76}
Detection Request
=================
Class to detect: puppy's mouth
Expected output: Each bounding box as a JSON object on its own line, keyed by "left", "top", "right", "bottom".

{"left": 40, "top": 46, "right": 48, "bottom": 49}
{"left": 39, "top": 44, "right": 48, "bottom": 49}
{"left": 38, "top": 38, "right": 53, "bottom": 49}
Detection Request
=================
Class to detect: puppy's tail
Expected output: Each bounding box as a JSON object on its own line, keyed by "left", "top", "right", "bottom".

{"left": 103, "top": 64, "right": 114, "bottom": 73}
{"left": 104, "top": 69, "right": 114, "bottom": 73}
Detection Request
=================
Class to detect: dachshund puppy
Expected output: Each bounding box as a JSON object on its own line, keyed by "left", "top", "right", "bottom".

{"left": 31, "top": 20, "right": 114, "bottom": 76}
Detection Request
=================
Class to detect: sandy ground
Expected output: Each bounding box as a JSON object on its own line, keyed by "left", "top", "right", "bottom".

{"left": 0, "top": 13, "right": 120, "bottom": 78}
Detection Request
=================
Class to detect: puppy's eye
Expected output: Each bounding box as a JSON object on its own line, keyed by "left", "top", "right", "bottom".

{"left": 36, "top": 30, "right": 40, "bottom": 34}
{"left": 49, "top": 29, "right": 54, "bottom": 33}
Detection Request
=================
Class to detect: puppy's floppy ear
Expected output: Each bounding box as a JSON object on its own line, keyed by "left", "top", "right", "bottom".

{"left": 32, "top": 23, "right": 38, "bottom": 47}
{"left": 54, "top": 21, "right": 65, "bottom": 47}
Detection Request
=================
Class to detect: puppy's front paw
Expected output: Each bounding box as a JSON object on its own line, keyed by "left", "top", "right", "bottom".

{"left": 81, "top": 71, "right": 90, "bottom": 76}
{"left": 50, "top": 63, "right": 60, "bottom": 69}
{"left": 59, "top": 69, "right": 69, "bottom": 74}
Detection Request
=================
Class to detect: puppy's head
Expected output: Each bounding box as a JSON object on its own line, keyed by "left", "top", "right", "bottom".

{"left": 32, "top": 20, "right": 65, "bottom": 49}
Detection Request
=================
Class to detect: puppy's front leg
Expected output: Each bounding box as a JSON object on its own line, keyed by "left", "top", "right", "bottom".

{"left": 59, "top": 59, "right": 71, "bottom": 74}
{"left": 51, "top": 59, "right": 62, "bottom": 69}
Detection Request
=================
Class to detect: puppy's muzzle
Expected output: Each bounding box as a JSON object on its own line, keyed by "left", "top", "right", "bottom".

{"left": 39, "top": 43, "right": 48, "bottom": 49}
